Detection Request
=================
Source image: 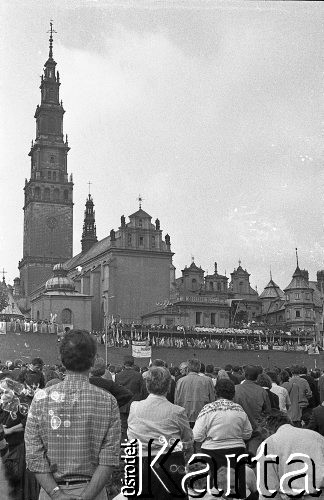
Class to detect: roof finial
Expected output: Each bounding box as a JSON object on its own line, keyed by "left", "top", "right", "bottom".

{"left": 88, "top": 180, "right": 92, "bottom": 197}
{"left": 47, "top": 20, "right": 57, "bottom": 59}
{"left": 238, "top": 258, "right": 241, "bottom": 267}
{"left": 1, "top": 268, "right": 7, "bottom": 283}
{"left": 137, "top": 194, "right": 143, "bottom": 209}
{"left": 191, "top": 255, "right": 195, "bottom": 263}
{"left": 295, "top": 247, "right": 299, "bottom": 268}
{"left": 270, "top": 266, "right": 272, "bottom": 281}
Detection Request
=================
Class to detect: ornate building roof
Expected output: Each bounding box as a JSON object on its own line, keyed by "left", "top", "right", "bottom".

{"left": 259, "top": 279, "right": 284, "bottom": 300}
{"left": 45, "top": 263, "right": 75, "bottom": 292}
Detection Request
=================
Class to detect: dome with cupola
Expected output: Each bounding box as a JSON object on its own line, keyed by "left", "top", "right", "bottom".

{"left": 45, "top": 263, "right": 75, "bottom": 292}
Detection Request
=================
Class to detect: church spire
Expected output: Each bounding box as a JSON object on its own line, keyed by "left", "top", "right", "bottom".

{"left": 47, "top": 20, "right": 56, "bottom": 59}
{"left": 81, "top": 192, "right": 98, "bottom": 253}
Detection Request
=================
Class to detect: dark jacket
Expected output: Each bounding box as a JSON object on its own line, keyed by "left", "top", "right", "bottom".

{"left": 307, "top": 404, "right": 324, "bottom": 436}
{"left": 89, "top": 376, "right": 133, "bottom": 408}
{"left": 115, "top": 368, "right": 145, "bottom": 413}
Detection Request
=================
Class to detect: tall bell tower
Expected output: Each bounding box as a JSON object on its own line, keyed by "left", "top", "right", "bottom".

{"left": 19, "top": 23, "right": 73, "bottom": 299}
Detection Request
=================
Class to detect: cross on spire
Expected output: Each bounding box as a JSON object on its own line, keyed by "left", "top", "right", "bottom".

{"left": 238, "top": 259, "right": 242, "bottom": 267}
{"left": 47, "top": 20, "right": 57, "bottom": 59}
{"left": 1, "top": 268, "right": 7, "bottom": 283}
{"left": 295, "top": 247, "right": 299, "bottom": 268}
{"left": 137, "top": 194, "right": 143, "bottom": 209}
{"left": 191, "top": 255, "right": 195, "bottom": 263}
{"left": 88, "top": 181, "right": 92, "bottom": 196}
{"left": 270, "top": 266, "right": 272, "bottom": 281}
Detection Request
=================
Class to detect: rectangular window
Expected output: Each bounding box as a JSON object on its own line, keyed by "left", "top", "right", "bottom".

{"left": 306, "top": 294, "right": 310, "bottom": 300}
{"left": 196, "top": 312, "right": 202, "bottom": 325}
{"left": 139, "top": 236, "right": 144, "bottom": 246}
{"left": 127, "top": 234, "right": 132, "bottom": 246}
{"left": 295, "top": 293, "right": 300, "bottom": 300}
{"left": 151, "top": 236, "right": 155, "bottom": 248}
{"left": 306, "top": 310, "right": 311, "bottom": 318}
{"left": 211, "top": 313, "right": 215, "bottom": 325}
{"left": 48, "top": 171, "right": 51, "bottom": 179}
{"left": 295, "top": 310, "right": 301, "bottom": 318}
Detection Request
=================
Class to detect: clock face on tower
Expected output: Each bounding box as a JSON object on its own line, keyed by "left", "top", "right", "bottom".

{"left": 47, "top": 216, "right": 58, "bottom": 229}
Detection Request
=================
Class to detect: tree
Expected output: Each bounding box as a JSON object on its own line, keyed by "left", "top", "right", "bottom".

{"left": 0, "top": 284, "right": 9, "bottom": 313}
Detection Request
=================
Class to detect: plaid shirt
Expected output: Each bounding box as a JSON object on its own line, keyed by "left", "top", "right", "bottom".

{"left": 25, "top": 373, "right": 121, "bottom": 481}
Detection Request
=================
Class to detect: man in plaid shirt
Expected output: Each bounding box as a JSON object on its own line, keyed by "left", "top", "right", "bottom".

{"left": 25, "top": 330, "right": 121, "bottom": 500}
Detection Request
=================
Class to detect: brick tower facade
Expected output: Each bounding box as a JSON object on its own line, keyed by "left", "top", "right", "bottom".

{"left": 19, "top": 24, "right": 73, "bottom": 299}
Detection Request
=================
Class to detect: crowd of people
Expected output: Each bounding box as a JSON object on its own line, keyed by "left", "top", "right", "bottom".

{"left": 0, "top": 330, "right": 324, "bottom": 500}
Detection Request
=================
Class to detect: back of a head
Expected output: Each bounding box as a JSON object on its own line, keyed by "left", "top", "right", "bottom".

{"left": 299, "top": 366, "right": 307, "bottom": 375}
{"left": 280, "top": 370, "right": 290, "bottom": 383}
{"left": 224, "top": 364, "right": 233, "bottom": 372}
{"left": 200, "top": 362, "right": 205, "bottom": 374}
{"left": 152, "top": 359, "right": 166, "bottom": 367}
{"left": 216, "top": 378, "right": 235, "bottom": 400}
{"left": 244, "top": 365, "right": 259, "bottom": 381}
{"left": 60, "top": 330, "right": 97, "bottom": 373}
{"left": 290, "top": 365, "right": 300, "bottom": 375}
{"left": 256, "top": 373, "right": 272, "bottom": 389}
{"left": 266, "top": 409, "right": 291, "bottom": 435}
{"left": 146, "top": 366, "right": 171, "bottom": 395}
{"left": 187, "top": 358, "right": 201, "bottom": 373}
{"left": 31, "top": 357, "right": 44, "bottom": 369}
{"left": 266, "top": 371, "right": 278, "bottom": 384}
{"left": 123, "top": 356, "right": 134, "bottom": 368}
{"left": 206, "top": 364, "right": 214, "bottom": 374}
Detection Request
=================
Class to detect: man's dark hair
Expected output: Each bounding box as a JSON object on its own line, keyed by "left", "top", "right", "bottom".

{"left": 267, "top": 371, "right": 278, "bottom": 384}
{"left": 187, "top": 359, "right": 201, "bottom": 373}
{"left": 60, "top": 330, "right": 97, "bottom": 372}
{"left": 31, "top": 357, "right": 44, "bottom": 367}
{"left": 123, "top": 356, "right": 134, "bottom": 367}
{"left": 266, "top": 409, "right": 291, "bottom": 434}
{"left": 244, "top": 365, "right": 259, "bottom": 381}
{"left": 290, "top": 365, "right": 300, "bottom": 375}
{"left": 200, "top": 362, "right": 205, "bottom": 374}
{"left": 224, "top": 364, "right": 233, "bottom": 372}
{"left": 215, "top": 379, "right": 235, "bottom": 400}
{"left": 280, "top": 370, "right": 290, "bottom": 383}
{"left": 152, "top": 359, "right": 166, "bottom": 367}
{"left": 299, "top": 366, "right": 307, "bottom": 375}
{"left": 206, "top": 364, "right": 214, "bottom": 374}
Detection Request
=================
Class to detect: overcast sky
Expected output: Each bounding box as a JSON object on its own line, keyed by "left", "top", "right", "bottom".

{"left": 1, "top": 0, "right": 323, "bottom": 293}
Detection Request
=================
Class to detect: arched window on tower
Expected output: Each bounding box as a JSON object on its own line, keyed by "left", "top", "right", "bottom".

{"left": 44, "top": 188, "right": 50, "bottom": 201}
{"left": 53, "top": 171, "right": 57, "bottom": 181}
{"left": 34, "top": 187, "right": 40, "bottom": 200}
{"left": 192, "top": 278, "right": 198, "bottom": 291}
{"left": 217, "top": 282, "right": 221, "bottom": 292}
{"left": 61, "top": 308, "right": 72, "bottom": 325}
{"left": 64, "top": 190, "right": 69, "bottom": 201}
{"left": 53, "top": 188, "right": 59, "bottom": 201}
{"left": 209, "top": 282, "right": 214, "bottom": 291}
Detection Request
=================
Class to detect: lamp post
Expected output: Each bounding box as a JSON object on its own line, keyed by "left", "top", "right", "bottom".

{"left": 102, "top": 294, "right": 115, "bottom": 366}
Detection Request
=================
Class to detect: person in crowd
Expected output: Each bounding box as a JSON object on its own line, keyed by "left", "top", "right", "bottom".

{"left": 148, "top": 359, "right": 176, "bottom": 403}
{"left": 175, "top": 359, "right": 215, "bottom": 428}
{"left": 176, "top": 361, "right": 188, "bottom": 382}
{"left": 299, "top": 366, "right": 319, "bottom": 424}
{"left": 192, "top": 379, "right": 252, "bottom": 497}
{"left": 233, "top": 366, "right": 244, "bottom": 383}
{"left": 127, "top": 366, "right": 193, "bottom": 499}
{"left": 216, "top": 369, "right": 230, "bottom": 381}
{"left": 234, "top": 365, "right": 271, "bottom": 455}
{"left": 224, "top": 364, "right": 240, "bottom": 384}
{"left": 256, "top": 373, "right": 279, "bottom": 409}
{"left": 257, "top": 409, "right": 324, "bottom": 499}
{"left": 115, "top": 355, "right": 145, "bottom": 441}
{"left": 25, "top": 329, "right": 121, "bottom": 500}
{"left": 284, "top": 365, "right": 312, "bottom": 426}
{"left": 307, "top": 399, "right": 324, "bottom": 436}
{"left": 205, "top": 364, "right": 217, "bottom": 387}
{"left": 267, "top": 371, "right": 290, "bottom": 412}
{"left": 19, "top": 358, "right": 45, "bottom": 389}
{"left": 318, "top": 370, "right": 324, "bottom": 404}
{"left": 89, "top": 360, "right": 133, "bottom": 408}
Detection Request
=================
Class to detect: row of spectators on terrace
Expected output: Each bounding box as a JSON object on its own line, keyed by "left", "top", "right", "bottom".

{"left": 1, "top": 338, "right": 324, "bottom": 500}
{"left": 96, "top": 333, "right": 321, "bottom": 352}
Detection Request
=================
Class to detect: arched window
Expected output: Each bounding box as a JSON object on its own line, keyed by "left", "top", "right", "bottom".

{"left": 34, "top": 187, "right": 40, "bottom": 200}
{"left": 139, "top": 219, "right": 143, "bottom": 227}
{"left": 217, "top": 282, "right": 221, "bottom": 291}
{"left": 61, "top": 308, "right": 72, "bottom": 324}
{"left": 209, "top": 282, "right": 214, "bottom": 291}
{"left": 53, "top": 171, "right": 57, "bottom": 181}
{"left": 53, "top": 188, "right": 59, "bottom": 201}
{"left": 64, "top": 190, "right": 69, "bottom": 201}
{"left": 44, "top": 188, "right": 50, "bottom": 201}
{"left": 36, "top": 310, "right": 40, "bottom": 321}
{"left": 192, "top": 278, "right": 197, "bottom": 291}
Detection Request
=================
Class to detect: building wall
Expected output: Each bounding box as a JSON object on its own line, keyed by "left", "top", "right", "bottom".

{"left": 112, "top": 252, "right": 172, "bottom": 322}
{"left": 31, "top": 295, "right": 92, "bottom": 331}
